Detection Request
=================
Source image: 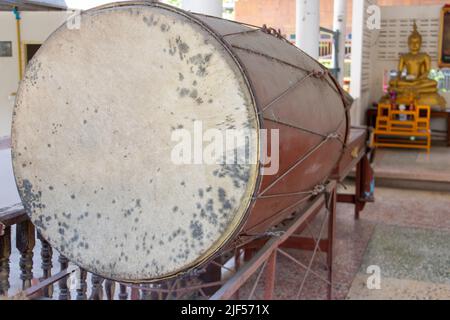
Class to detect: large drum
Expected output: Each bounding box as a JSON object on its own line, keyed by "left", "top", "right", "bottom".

{"left": 12, "top": 1, "right": 349, "bottom": 282}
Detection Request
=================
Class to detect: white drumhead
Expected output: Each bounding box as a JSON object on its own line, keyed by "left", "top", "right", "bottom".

{"left": 12, "top": 3, "right": 259, "bottom": 281}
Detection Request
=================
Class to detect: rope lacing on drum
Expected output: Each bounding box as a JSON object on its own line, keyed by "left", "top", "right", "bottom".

{"left": 261, "top": 24, "right": 284, "bottom": 39}
{"left": 239, "top": 230, "right": 286, "bottom": 240}
{"left": 258, "top": 132, "right": 341, "bottom": 197}
{"left": 312, "top": 69, "right": 328, "bottom": 78}
{"left": 327, "top": 132, "right": 340, "bottom": 140}
{"left": 243, "top": 182, "right": 329, "bottom": 237}
{"left": 253, "top": 183, "right": 327, "bottom": 200}
{"left": 311, "top": 184, "right": 326, "bottom": 196}
{"left": 184, "top": 268, "right": 207, "bottom": 278}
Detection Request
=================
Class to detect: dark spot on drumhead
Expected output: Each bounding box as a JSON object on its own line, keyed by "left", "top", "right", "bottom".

{"left": 143, "top": 16, "right": 153, "bottom": 27}
{"left": 173, "top": 206, "right": 178, "bottom": 212}
{"left": 190, "top": 221, "right": 204, "bottom": 240}
{"left": 176, "top": 36, "right": 190, "bottom": 60}
{"left": 135, "top": 199, "right": 141, "bottom": 208}
{"left": 62, "top": 212, "right": 71, "bottom": 219}
{"left": 71, "top": 194, "right": 75, "bottom": 199}
{"left": 49, "top": 186, "right": 54, "bottom": 191}
{"left": 179, "top": 88, "right": 189, "bottom": 98}
{"left": 189, "top": 89, "right": 198, "bottom": 99}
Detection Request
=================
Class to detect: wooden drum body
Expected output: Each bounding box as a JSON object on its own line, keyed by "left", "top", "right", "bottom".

{"left": 11, "top": 2, "right": 349, "bottom": 282}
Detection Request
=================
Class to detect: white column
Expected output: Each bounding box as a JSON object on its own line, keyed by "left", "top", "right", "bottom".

{"left": 295, "top": 0, "right": 320, "bottom": 59}
{"left": 332, "top": 0, "right": 347, "bottom": 85}
{"left": 350, "top": 0, "right": 366, "bottom": 125}
{"left": 182, "top": 0, "right": 223, "bottom": 18}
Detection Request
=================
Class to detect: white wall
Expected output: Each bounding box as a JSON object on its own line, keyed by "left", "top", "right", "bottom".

{"left": 0, "top": 11, "right": 67, "bottom": 139}
{"left": 350, "top": 0, "right": 377, "bottom": 125}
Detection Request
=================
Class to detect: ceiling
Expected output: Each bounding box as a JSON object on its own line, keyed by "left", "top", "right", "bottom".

{"left": 0, "top": 0, "right": 65, "bottom": 11}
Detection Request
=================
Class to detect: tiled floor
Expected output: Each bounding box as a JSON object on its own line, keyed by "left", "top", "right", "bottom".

{"left": 347, "top": 224, "right": 450, "bottom": 300}
{"left": 373, "top": 147, "right": 450, "bottom": 183}
{"left": 237, "top": 186, "right": 450, "bottom": 300}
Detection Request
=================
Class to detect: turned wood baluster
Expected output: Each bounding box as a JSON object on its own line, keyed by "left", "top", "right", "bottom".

{"left": 0, "top": 225, "right": 11, "bottom": 296}
{"left": 90, "top": 274, "right": 104, "bottom": 300}
{"left": 76, "top": 268, "right": 88, "bottom": 300}
{"left": 37, "top": 232, "right": 53, "bottom": 297}
{"left": 16, "top": 220, "right": 35, "bottom": 290}
{"left": 141, "top": 283, "right": 152, "bottom": 300}
{"left": 58, "top": 254, "right": 70, "bottom": 300}
{"left": 119, "top": 284, "right": 128, "bottom": 300}
{"left": 105, "top": 280, "right": 115, "bottom": 300}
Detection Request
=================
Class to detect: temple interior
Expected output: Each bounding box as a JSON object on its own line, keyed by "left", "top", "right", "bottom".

{"left": 0, "top": 0, "right": 449, "bottom": 301}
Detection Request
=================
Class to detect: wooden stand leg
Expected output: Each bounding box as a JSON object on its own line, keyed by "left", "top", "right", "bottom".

{"left": 234, "top": 249, "right": 241, "bottom": 300}
{"left": 355, "top": 160, "right": 362, "bottom": 220}
{"left": 140, "top": 283, "right": 152, "bottom": 300}
{"left": 58, "top": 254, "right": 70, "bottom": 300}
{"left": 90, "top": 274, "right": 104, "bottom": 300}
{"left": 105, "top": 280, "right": 116, "bottom": 300}
{"left": 199, "top": 257, "right": 222, "bottom": 295}
{"left": 76, "top": 268, "right": 88, "bottom": 300}
{"left": 130, "top": 287, "right": 140, "bottom": 300}
{"left": 16, "top": 220, "right": 35, "bottom": 290}
{"left": 119, "top": 284, "right": 128, "bottom": 300}
{"left": 327, "top": 188, "right": 337, "bottom": 300}
{"left": 0, "top": 226, "right": 11, "bottom": 296}
{"left": 37, "top": 232, "right": 53, "bottom": 298}
{"left": 263, "top": 250, "right": 277, "bottom": 300}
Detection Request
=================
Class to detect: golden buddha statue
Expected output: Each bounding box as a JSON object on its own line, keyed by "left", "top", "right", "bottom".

{"left": 381, "top": 22, "right": 446, "bottom": 110}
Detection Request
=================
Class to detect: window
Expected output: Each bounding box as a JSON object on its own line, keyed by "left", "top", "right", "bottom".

{"left": 0, "top": 41, "right": 12, "bottom": 57}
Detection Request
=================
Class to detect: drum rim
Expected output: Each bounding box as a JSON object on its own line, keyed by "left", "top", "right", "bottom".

{"left": 11, "top": 1, "right": 265, "bottom": 283}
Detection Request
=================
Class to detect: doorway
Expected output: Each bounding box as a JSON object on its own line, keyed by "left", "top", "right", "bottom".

{"left": 25, "top": 43, "right": 41, "bottom": 64}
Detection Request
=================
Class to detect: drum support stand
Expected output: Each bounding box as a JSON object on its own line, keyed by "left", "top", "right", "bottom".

{"left": 20, "top": 180, "right": 338, "bottom": 300}
{"left": 210, "top": 180, "right": 337, "bottom": 300}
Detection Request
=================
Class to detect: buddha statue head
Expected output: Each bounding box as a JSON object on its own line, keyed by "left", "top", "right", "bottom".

{"left": 408, "top": 22, "right": 422, "bottom": 55}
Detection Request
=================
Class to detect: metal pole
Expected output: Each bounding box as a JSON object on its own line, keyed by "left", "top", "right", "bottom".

{"left": 332, "top": 0, "right": 347, "bottom": 84}
{"left": 13, "top": 7, "right": 23, "bottom": 81}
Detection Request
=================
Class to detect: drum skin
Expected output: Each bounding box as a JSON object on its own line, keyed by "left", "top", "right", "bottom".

{"left": 11, "top": 1, "right": 349, "bottom": 282}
